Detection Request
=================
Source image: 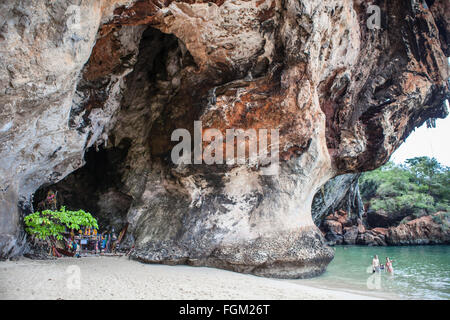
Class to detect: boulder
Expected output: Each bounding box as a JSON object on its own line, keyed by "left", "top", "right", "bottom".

{"left": 323, "top": 220, "right": 343, "bottom": 235}
{"left": 372, "top": 227, "right": 389, "bottom": 236}
{"left": 357, "top": 219, "right": 366, "bottom": 234}
{"left": 324, "top": 213, "right": 339, "bottom": 221}
{"left": 343, "top": 226, "right": 359, "bottom": 245}
{"left": 355, "top": 227, "right": 388, "bottom": 246}
{"left": 386, "top": 213, "right": 450, "bottom": 245}
{"left": 325, "top": 232, "right": 344, "bottom": 245}
{"left": 356, "top": 232, "right": 373, "bottom": 245}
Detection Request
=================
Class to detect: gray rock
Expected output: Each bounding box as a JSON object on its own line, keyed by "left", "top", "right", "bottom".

{"left": 343, "top": 226, "right": 359, "bottom": 245}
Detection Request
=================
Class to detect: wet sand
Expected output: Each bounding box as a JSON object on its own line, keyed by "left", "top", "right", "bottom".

{"left": 0, "top": 256, "right": 378, "bottom": 300}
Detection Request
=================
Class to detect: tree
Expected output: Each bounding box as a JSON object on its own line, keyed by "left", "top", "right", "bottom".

{"left": 24, "top": 206, "right": 98, "bottom": 241}
{"left": 360, "top": 157, "right": 449, "bottom": 218}
{"left": 405, "top": 157, "right": 448, "bottom": 200}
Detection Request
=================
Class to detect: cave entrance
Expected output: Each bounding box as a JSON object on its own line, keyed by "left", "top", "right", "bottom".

{"left": 32, "top": 25, "right": 183, "bottom": 226}
{"left": 32, "top": 138, "right": 133, "bottom": 234}
{"left": 30, "top": 23, "right": 201, "bottom": 256}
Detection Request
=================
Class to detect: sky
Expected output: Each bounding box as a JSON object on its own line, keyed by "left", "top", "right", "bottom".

{"left": 390, "top": 111, "right": 450, "bottom": 167}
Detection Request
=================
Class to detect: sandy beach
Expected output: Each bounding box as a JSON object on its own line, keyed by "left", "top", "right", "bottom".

{"left": 0, "top": 256, "right": 376, "bottom": 300}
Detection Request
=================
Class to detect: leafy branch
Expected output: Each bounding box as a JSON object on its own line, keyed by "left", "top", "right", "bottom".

{"left": 24, "top": 206, "right": 98, "bottom": 241}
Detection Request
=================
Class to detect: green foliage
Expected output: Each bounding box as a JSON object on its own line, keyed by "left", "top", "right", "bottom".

{"left": 432, "top": 211, "right": 450, "bottom": 232}
{"left": 24, "top": 206, "right": 98, "bottom": 240}
{"left": 360, "top": 157, "right": 449, "bottom": 218}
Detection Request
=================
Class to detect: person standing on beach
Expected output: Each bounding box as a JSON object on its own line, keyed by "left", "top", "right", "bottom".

{"left": 74, "top": 240, "right": 81, "bottom": 258}
{"left": 101, "top": 233, "right": 107, "bottom": 252}
{"left": 94, "top": 237, "right": 99, "bottom": 254}
{"left": 106, "top": 233, "right": 111, "bottom": 253}
{"left": 372, "top": 255, "right": 380, "bottom": 273}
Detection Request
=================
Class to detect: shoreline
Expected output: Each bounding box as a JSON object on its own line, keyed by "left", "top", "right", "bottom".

{"left": 286, "top": 278, "right": 399, "bottom": 300}
{"left": 0, "top": 256, "right": 378, "bottom": 300}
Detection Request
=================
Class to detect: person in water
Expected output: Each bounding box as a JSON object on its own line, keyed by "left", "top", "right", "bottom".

{"left": 372, "top": 255, "right": 380, "bottom": 273}
{"left": 385, "top": 257, "right": 394, "bottom": 274}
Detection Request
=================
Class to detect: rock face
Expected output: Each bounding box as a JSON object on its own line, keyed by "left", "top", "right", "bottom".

{"left": 311, "top": 173, "right": 363, "bottom": 225}
{"left": 0, "top": 1, "right": 448, "bottom": 278}
{"left": 386, "top": 213, "right": 450, "bottom": 245}
{"left": 320, "top": 208, "right": 449, "bottom": 247}
{"left": 366, "top": 208, "right": 412, "bottom": 228}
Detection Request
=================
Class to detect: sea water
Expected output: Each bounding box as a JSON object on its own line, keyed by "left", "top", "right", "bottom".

{"left": 294, "top": 245, "right": 450, "bottom": 300}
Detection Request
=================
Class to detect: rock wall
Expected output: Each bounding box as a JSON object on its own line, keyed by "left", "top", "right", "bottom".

{"left": 321, "top": 211, "right": 450, "bottom": 246}
{"left": 386, "top": 212, "right": 450, "bottom": 245}
{"left": 0, "top": 0, "right": 448, "bottom": 278}
{"left": 316, "top": 178, "right": 450, "bottom": 246}
{"left": 311, "top": 173, "right": 363, "bottom": 225}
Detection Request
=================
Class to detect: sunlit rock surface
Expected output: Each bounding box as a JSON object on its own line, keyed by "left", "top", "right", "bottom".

{"left": 0, "top": 0, "right": 448, "bottom": 278}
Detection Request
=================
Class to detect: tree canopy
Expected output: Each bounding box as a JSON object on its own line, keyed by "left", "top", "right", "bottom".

{"left": 24, "top": 206, "right": 98, "bottom": 241}
{"left": 359, "top": 157, "right": 449, "bottom": 218}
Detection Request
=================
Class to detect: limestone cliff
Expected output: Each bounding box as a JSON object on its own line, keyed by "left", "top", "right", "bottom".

{"left": 0, "top": 0, "right": 448, "bottom": 278}
{"left": 315, "top": 176, "right": 450, "bottom": 246}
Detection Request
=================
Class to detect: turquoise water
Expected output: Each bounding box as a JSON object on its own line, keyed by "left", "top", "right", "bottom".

{"left": 296, "top": 245, "right": 450, "bottom": 300}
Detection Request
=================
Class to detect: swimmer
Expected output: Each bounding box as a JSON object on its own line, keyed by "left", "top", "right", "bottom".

{"left": 372, "top": 255, "right": 380, "bottom": 273}
{"left": 385, "top": 257, "right": 394, "bottom": 274}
